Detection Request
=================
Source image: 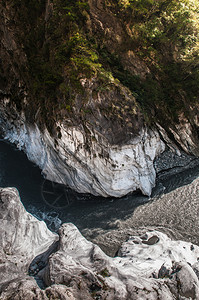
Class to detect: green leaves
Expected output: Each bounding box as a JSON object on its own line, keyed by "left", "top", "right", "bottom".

{"left": 124, "top": 0, "right": 198, "bottom": 60}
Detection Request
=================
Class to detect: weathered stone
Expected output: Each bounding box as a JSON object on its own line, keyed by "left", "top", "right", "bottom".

{"left": 1, "top": 188, "right": 199, "bottom": 299}
{"left": 0, "top": 187, "right": 58, "bottom": 285}
{"left": 1, "top": 117, "right": 165, "bottom": 197}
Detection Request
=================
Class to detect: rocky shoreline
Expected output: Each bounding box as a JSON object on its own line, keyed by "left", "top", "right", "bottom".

{"left": 1, "top": 187, "right": 199, "bottom": 299}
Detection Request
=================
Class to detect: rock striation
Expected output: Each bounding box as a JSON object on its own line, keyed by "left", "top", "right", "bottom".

{"left": 1, "top": 100, "right": 199, "bottom": 198}
{"left": 0, "top": 0, "right": 199, "bottom": 198}
{"left": 1, "top": 188, "right": 199, "bottom": 299}
{"left": 0, "top": 187, "right": 58, "bottom": 286}
{"left": 0, "top": 109, "right": 165, "bottom": 197}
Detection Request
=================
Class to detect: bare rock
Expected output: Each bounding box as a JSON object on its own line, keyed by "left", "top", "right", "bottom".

{"left": 1, "top": 188, "right": 199, "bottom": 299}
{"left": 0, "top": 187, "right": 58, "bottom": 285}
{"left": 2, "top": 117, "right": 165, "bottom": 197}
{"left": 38, "top": 223, "right": 174, "bottom": 300}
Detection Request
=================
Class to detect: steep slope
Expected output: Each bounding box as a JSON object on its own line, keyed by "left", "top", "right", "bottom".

{"left": 0, "top": 0, "right": 198, "bottom": 196}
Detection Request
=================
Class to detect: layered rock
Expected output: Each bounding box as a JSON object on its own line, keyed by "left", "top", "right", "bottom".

{"left": 0, "top": 188, "right": 58, "bottom": 286}
{"left": 0, "top": 0, "right": 199, "bottom": 198}
{"left": 0, "top": 109, "right": 165, "bottom": 197}
{"left": 1, "top": 98, "right": 199, "bottom": 197}
{"left": 37, "top": 223, "right": 199, "bottom": 299}
{"left": 1, "top": 187, "right": 199, "bottom": 299}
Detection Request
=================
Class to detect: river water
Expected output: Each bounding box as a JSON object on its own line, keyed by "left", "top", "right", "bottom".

{"left": 0, "top": 138, "right": 199, "bottom": 255}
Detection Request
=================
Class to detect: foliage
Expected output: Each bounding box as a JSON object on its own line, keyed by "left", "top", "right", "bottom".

{"left": 95, "top": 0, "right": 199, "bottom": 124}
{"left": 12, "top": 0, "right": 98, "bottom": 106}
{"left": 10, "top": 0, "right": 199, "bottom": 126}
{"left": 117, "top": 0, "right": 199, "bottom": 59}
{"left": 65, "top": 33, "right": 102, "bottom": 76}
{"left": 46, "top": 0, "right": 106, "bottom": 100}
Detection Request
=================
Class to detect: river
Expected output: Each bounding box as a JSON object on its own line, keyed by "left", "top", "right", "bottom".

{"left": 0, "top": 138, "right": 199, "bottom": 255}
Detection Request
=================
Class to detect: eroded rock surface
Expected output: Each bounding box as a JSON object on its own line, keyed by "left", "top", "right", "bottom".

{"left": 1, "top": 115, "right": 165, "bottom": 197}
{"left": 0, "top": 0, "right": 199, "bottom": 198}
{"left": 0, "top": 188, "right": 58, "bottom": 286}
{"left": 1, "top": 188, "right": 199, "bottom": 299}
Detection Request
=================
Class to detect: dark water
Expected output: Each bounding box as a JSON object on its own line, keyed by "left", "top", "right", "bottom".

{"left": 0, "top": 138, "right": 146, "bottom": 231}
{"left": 0, "top": 138, "right": 199, "bottom": 245}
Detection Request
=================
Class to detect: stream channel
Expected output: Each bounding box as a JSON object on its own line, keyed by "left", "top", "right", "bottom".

{"left": 0, "top": 138, "right": 199, "bottom": 255}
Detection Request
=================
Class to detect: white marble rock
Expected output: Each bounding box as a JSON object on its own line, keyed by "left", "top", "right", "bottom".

{"left": 1, "top": 188, "right": 199, "bottom": 299}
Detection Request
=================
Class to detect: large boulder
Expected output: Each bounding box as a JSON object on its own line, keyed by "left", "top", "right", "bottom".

{"left": 0, "top": 187, "right": 58, "bottom": 285}
{"left": 1, "top": 187, "right": 199, "bottom": 299}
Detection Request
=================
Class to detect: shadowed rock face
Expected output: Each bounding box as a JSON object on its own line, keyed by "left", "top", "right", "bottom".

{"left": 1, "top": 188, "right": 199, "bottom": 299}
{"left": 0, "top": 0, "right": 198, "bottom": 198}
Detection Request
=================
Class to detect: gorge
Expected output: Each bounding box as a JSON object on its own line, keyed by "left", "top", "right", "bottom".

{"left": 0, "top": 0, "right": 199, "bottom": 298}
{"left": 0, "top": 0, "right": 199, "bottom": 198}
{"left": 1, "top": 128, "right": 199, "bottom": 300}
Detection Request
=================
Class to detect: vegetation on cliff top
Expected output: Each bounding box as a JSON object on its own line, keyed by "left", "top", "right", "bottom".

{"left": 105, "top": 0, "right": 199, "bottom": 119}
{"left": 4, "top": 0, "right": 199, "bottom": 128}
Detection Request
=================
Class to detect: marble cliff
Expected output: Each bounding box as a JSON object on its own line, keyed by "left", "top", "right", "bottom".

{"left": 0, "top": 0, "right": 199, "bottom": 197}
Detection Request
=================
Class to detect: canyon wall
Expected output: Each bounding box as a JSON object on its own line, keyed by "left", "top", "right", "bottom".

{"left": 0, "top": 0, "right": 198, "bottom": 197}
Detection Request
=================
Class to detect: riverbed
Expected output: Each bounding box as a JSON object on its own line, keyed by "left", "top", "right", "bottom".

{"left": 0, "top": 138, "right": 199, "bottom": 255}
